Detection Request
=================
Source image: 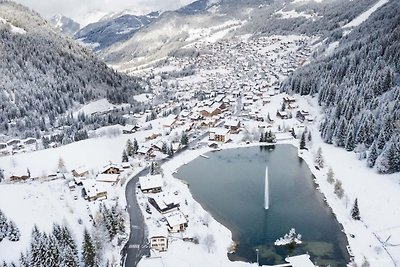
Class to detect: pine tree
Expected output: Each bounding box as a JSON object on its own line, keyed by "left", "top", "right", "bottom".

{"left": 0, "top": 210, "right": 8, "bottom": 242}
{"left": 345, "top": 124, "right": 355, "bottom": 151}
{"left": 351, "top": 198, "right": 361, "bottom": 220}
{"left": 259, "top": 132, "right": 265, "bottom": 142}
{"left": 367, "top": 142, "right": 378, "bottom": 168}
{"left": 315, "top": 147, "right": 324, "bottom": 168}
{"left": 334, "top": 180, "right": 344, "bottom": 199}
{"left": 19, "top": 252, "right": 29, "bottom": 267}
{"left": 161, "top": 142, "right": 168, "bottom": 154}
{"left": 82, "top": 229, "right": 96, "bottom": 267}
{"left": 126, "top": 139, "right": 134, "bottom": 157}
{"left": 58, "top": 157, "right": 67, "bottom": 173}
{"left": 300, "top": 132, "right": 306, "bottom": 150}
{"left": 386, "top": 142, "right": 400, "bottom": 173}
{"left": 133, "top": 138, "right": 139, "bottom": 154}
{"left": 181, "top": 133, "right": 188, "bottom": 146}
{"left": 7, "top": 220, "right": 20, "bottom": 242}
{"left": 327, "top": 167, "right": 335, "bottom": 184}
{"left": 150, "top": 162, "right": 155, "bottom": 175}
{"left": 307, "top": 131, "right": 312, "bottom": 142}
{"left": 0, "top": 168, "right": 4, "bottom": 182}
{"left": 122, "top": 150, "right": 128, "bottom": 163}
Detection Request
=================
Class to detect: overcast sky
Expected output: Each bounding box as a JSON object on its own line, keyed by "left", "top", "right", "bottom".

{"left": 13, "top": 0, "right": 195, "bottom": 26}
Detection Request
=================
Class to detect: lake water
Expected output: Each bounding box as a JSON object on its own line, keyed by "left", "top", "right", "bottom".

{"left": 175, "top": 145, "right": 350, "bottom": 266}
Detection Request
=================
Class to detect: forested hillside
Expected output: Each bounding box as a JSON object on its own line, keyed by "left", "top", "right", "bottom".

{"left": 0, "top": 1, "right": 144, "bottom": 139}
{"left": 282, "top": 0, "right": 400, "bottom": 173}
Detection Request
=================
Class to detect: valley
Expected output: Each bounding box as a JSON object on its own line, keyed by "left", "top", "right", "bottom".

{"left": 0, "top": 0, "right": 400, "bottom": 267}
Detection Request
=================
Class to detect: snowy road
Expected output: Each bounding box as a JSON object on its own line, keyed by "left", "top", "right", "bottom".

{"left": 123, "top": 167, "right": 151, "bottom": 267}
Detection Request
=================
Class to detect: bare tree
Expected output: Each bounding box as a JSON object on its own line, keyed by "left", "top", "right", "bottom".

{"left": 204, "top": 234, "right": 215, "bottom": 253}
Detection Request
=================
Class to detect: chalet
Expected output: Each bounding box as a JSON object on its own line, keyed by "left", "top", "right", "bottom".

{"left": 82, "top": 180, "right": 107, "bottom": 201}
{"left": 9, "top": 173, "right": 29, "bottom": 182}
{"left": 224, "top": 120, "right": 241, "bottom": 134}
{"left": 162, "top": 114, "right": 178, "bottom": 128}
{"left": 101, "top": 164, "right": 121, "bottom": 174}
{"left": 139, "top": 175, "right": 163, "bottom": 193}
{"left": 262, "top": 97, "right": 271, "bottom": 105}
{"left": 190, "top": 113, "right": 202, "bottom": 121}
{"left": 276, "top": 111, "right": 288, "bottom": 119}
{"left": 152, "top": 141, "right": 165, "bottom": 152}
{"left": 72, "top": 167, "right": 89, "bottom": 177}
{"left": 209, "top": 128, "right": 230, "bottom": 143}
{"left": 179, "top": 110, "right": 191, "bottom": 118}
{"left": 200, "top": 119, "right": 216, "bottom": 128}
{"left": 68, "top": 181, "right": 76, "bottom": 191}
{"left": 146, "top": 132, "right": 161, "bottom": 141}
{"left": 6, "top": 139, "right": 20, "bottom": 147}
{"left": 283, "top": 96, "right": 296, "bottom": 104}
{"left": 96, "top": 174, "right": 120, "bottom": 186}
{"left": 122, "top": 124, "right": 140, "bottom": 134}
{"left": 121, "top": 162, "right": 131, "bottom": 169}
{"left": 296, "top": 110, "right": 308, "bottom": 122}
{"left": 164, "top": 210, "right": 188, "bottom": 233}
{"left": 137, "top": 146, "right": 153, "bottom": 157}
{"left": 23, "top": 138, "right": 37, "bottom": 145}
{"left": 199, "top": 102, "right": 225, "bottom": 117}
{"left": 305, "top": 115, "right": 314, "bottom": 122}
{"left": 149, "top": 228, "right": 169, "bottom": 252}
{"left": 148, "top": 195, "right": 179, "bottom": 214}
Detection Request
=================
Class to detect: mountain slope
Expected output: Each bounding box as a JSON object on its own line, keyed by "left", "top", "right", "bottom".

{"left": 282, "top": 0, "right": 400, "bottom": 173}
{"left": 75, "top": 11, "right": 160, "bottom": 51}
{"left": 100, "top": 0, "right": 380, "bottom": 71}
{"left": 49, "top": 14, "right": 80, "bottom": 36}
{"left": 0, "top": 1, "right": 144, "bottom": 138}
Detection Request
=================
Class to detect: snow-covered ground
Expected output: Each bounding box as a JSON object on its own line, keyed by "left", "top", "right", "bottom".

{"left": 73, "top": 98, "right": 131, "bottom": 118}
{"left": 343, "top": 0, "right": 389, "bottom": 29}
{"left": 2, "top": 85, "right": 400, "bottom": 266}
{"left": 0, "top": 17, "right": 26, "bottom": 34}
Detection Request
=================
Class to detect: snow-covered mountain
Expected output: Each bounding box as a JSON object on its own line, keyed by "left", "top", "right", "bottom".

{"left": 49, "top": 14, "right": 80, "bottom": 36}
{"left": 99, "top": 0, "right": 378, "bottom": 70}
{"left": 74, "top": 11, "right": 160, "bottom": 51}
{"left": 0, "top": 1, "right": 144, "bottom": 139}
{"left": 282, "top": 0, "right": 399, "bottom": 174}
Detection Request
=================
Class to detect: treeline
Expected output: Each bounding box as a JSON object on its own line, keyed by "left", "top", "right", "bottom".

{"left": 282, "top": 0, "right": 400, "bottom": 173}
{"left": 0, "top": 1, "right": 145, "bottom": 139}
{"left": 240, "top": 0, "right": 377, "bottom": 37}
{"left": 3, "top": 202, "right": 125, "bottom": 267}
{"left": 0, "top": 209, "right": 20, "bottom": 244}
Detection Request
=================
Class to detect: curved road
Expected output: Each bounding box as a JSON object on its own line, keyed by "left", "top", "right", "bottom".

{"left": 122, "top": 115, "right": 230, "bottom": 266}
{"left": 122, "top": 167, "right": 151, "bottom": 267}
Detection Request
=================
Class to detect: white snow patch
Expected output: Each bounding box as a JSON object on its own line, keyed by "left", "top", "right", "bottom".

{"left": 0, "top": 17, "right": 26, "bottom": 34}
{"left": 343, "top": 0, "right": 389, "bottom": 29}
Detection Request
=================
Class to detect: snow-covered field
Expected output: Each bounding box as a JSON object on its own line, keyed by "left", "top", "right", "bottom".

{"left": 1, "top": 88, "right": 400, "bottom": 266}
{"left": 342, "top": 0, "right": 389, "bottom": 29}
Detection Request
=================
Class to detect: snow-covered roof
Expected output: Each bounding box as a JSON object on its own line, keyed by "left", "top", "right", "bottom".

{"left": 148, "top": 226, "right": 168, "bottom": 238}
{"left": 163, "top": 114, "right": 177, "bottom": 127}
{"left": 139, "top": 175, "right": 163, "bottom": 191}
{"left": 96, "top": 174, "right": 119, "bottom": 183}
{"left": 82, "top": 180, "right": 107, "bottom": 199}
{"left": 164, "top": 210, "right": 187, "bottom": 227}
{"left": 209, "top": 127, "right": 230, "bottom": 136}
{"left": 100, "top": 164, "right": 121, "bottom": 173}
{"left": 224, "top": 119, "right": 240, "bottom": 127}
{"left": 285, "top": 255, "right": 316, "bottom": 267}
{"left": 137, "top": 146, "right": 152, "bottom": 154}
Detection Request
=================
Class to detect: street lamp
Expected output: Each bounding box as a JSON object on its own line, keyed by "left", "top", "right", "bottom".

{"left": 256, "top": 248, "right": 259, "bottom": 266}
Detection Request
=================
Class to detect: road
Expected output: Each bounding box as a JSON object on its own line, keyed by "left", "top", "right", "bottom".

{"left": 122, "top": 118, "right": 226, "bottom": 267}
{"left": 122, "top": 166, "right": 151, "bottom": 267}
